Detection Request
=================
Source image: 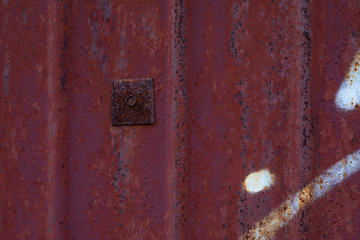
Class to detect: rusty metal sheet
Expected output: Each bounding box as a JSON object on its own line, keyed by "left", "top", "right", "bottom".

{"left": 1, "top": 0, "right": 360, "bottom": 240}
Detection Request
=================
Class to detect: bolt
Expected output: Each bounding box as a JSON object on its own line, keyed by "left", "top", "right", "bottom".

{"left": 126, "top": 95, "right": 137, "bottom": 107}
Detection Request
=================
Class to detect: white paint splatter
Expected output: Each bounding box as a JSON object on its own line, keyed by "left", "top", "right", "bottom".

{"left": 335, "top": 51, "right": 360, "bottom": 110}
{"left": 239, "top": 150, "right": 360, "bottom": 240}
{"left": 244, "top": 169, "right": 275, "bottom": 193}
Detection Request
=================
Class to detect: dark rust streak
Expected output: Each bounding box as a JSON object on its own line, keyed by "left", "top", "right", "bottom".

{"left": 59, "top": 1, "right": 71, "bottom": 90}
{"left": 169, "top": 0, "right": 190, "bottom": 239}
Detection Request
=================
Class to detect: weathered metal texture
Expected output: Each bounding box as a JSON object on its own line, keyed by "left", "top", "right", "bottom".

{"left": 1, "top": 0, "right": 360, "bottom": 240}
{"left": 111, "top": 78, "right": 154, "bottom": 126}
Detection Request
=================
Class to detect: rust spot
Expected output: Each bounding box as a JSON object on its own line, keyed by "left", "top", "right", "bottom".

{"left": 111, "top": 78, "right": 155, "bottom": 126}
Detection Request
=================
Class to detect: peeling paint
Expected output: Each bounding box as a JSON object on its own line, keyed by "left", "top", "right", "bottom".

{"left": 22, "top": 7, "right": 27, "bottom": 26}
{"left": 2, "top": 52, "right": 9, "bottom": 95}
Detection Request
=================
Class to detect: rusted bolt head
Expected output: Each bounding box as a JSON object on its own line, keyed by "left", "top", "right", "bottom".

{"left": 126, "top": 95, "right": 137, "bottom": 107}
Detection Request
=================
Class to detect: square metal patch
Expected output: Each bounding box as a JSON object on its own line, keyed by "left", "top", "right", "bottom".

{"left": 111, "top": 78, "right": 154, "bottom": 126}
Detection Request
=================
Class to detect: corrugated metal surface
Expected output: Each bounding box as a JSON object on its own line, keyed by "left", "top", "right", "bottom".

{"left": 1, "top": 0, "right": 360, "bottom": 239}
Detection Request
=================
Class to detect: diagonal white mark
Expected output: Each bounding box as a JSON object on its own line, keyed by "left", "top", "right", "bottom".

{"left": 239, "top": 150, "right": 360, "bottom": 240}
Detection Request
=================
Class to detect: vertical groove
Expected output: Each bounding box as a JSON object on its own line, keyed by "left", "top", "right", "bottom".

{"left": 46, "top": 1, "right": 68, "bottom": 239}
{"left": 295, "top": 0, "right": 313, "bottom": 237}
{"left": 168, "top": 0, "right": 190, "bottom": 239}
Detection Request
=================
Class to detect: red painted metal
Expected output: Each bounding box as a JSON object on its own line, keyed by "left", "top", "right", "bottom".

{"left": 1, "top": 0, "right": 360, "bottom": 239}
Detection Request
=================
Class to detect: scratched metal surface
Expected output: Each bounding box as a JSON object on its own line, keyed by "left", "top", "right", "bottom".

{"left": 1, "top": 0, "right": 360, "bottom": 239}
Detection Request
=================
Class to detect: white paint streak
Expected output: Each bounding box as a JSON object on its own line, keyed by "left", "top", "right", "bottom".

{"left": 244, "top": 169, "right": 275, "bottom": 193}
{"left": 335, "top": 51, "right": 360, "bottom": 110}
{"left": 239, "top": 150, "right": 360, "bottom": 240}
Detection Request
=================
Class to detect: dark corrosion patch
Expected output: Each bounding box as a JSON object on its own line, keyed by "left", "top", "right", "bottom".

{"left": 111, "top": 78, "right": 154, "bottom": 126}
